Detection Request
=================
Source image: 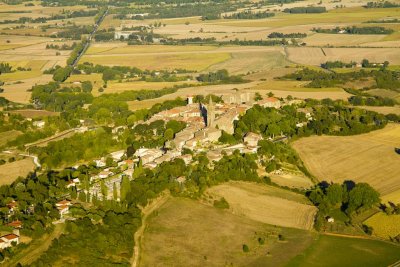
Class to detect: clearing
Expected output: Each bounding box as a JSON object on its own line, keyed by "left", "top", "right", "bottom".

{"left": 292, "top": 124, "right": 400, "bottom": 198}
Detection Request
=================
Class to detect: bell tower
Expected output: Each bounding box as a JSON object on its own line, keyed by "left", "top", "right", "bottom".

{"left": 207, "top": 97, "right": 215, "bottom": 128}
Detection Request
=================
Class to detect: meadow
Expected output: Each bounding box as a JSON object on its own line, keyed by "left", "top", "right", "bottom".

{"left": 140, "top": 197, "right": 315, "bottom": 267}
{"left": 287, "top": 234, "right": 400, "bottom": 267}
{"left": 292, "top": 124, "right": 400, "bottom": 199}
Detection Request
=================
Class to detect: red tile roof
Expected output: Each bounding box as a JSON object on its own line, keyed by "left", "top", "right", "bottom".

{"left": 6, "top": 220, "right": 22, "bottom": 228}
{"left": 2, "top": 234, "right": 19, "bottom": 240}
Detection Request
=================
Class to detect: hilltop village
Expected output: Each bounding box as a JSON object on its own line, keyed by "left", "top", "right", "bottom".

{"left": 86, "top": 92, "right": 288, "bottom": 201}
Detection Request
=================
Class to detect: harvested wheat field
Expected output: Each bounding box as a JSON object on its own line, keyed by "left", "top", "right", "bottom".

{"left": 292, "top": 124, "right": 400, "bottom": 198}
{"left": 0, "top": 158, "right": 35, "bottom": 186}
{"left": 206, "top": 181, "right": 317, "bottom": 230}
{"left": 287, "top": 47, "right": 400, "bottom": 66}
{"left": 140, "top": 197, "right": 315, "bottom": 267}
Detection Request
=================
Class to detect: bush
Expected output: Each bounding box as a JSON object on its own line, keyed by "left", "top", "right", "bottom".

{"left": 213, "top": 197, "right": 230, "bottom": 209}
{"left": 242, "top": 244, "right": 250, "bottom": 252}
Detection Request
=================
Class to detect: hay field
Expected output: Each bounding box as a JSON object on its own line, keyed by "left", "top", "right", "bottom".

{"left": 140, "top": 197, "right": 315, "bottom": 267}
{"left": 206, "top": 182, "right": 317, "bottom": 230}
{"left": 357, "top": 106, "right": 400, "bottom": 115}
{"left": 207, "top": 51, "right": 290, "bottom": 74}
{"left": 2, "top": 74, "right": 53, "bottom": 103}
{"left": 0, "top": 158, "right": 35, "bottom": 186}
{"left": 287, "top": 234, "right": 400, "bottom": 267}
{"left": 97, "top": 80, "right": 198, "bottom": 96}
{"left": 212, "top": 7, "right": 400, "bottom": 28}
{"left": 86, "top": 44, "right": 217, "bottom": 55}
{"left": 292, "top": 124, "right": 400, "bottom": 198}
{"left": 287, "top": 47, "right": 400, "bottom": 65}
{"left": 80, "top": 53, "right": 231, "bottom": 71}
{"left": 303, "top": 33, "right": 387, "bottom": 47}
{"left": 365, "top": 212, "right": 400, "bottom": 239}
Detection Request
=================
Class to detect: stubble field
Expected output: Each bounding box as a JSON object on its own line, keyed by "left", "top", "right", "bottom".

{"left": 205, "top": 181, "right": 317, "bottom": 230}
{"left": 292, "top": 124, "right": 400, "bottom": 200}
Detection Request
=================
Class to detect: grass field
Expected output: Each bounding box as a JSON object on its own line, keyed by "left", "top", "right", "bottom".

{"left": 292, "top": 124, "right": 400, "bottom": 198}
{"left": 9, "top": 109, "right": 59, "bottom": 118}
{"left": 287, "top": 234, "right": 400, "bottom": 267}
{"left": 0, "top": 157, "right": 35, "bottom": 186}
{"left": 0, "top": 130, "right": 22, "bottom": 147}
{"left": 205, "top": 181, "right": 317, "bottom": 230}
{"left": 365, "top": 212, "right": 400, "bottom": 239}
{"left": 357, "top": 106, "right": 400, "bottom": 115}
{"left": 140, "top": 197, "right": 315, "bottom": 267}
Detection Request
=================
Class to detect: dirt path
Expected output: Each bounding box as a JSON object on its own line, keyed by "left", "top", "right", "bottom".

{"left": 131, "top": 191, "right": 171, "bottom": 267}
{"left": 4, "top": 223, "right": 65, "bottom": 266}
{"left": 322, "top": 232, "right": 372, "bottom": 240}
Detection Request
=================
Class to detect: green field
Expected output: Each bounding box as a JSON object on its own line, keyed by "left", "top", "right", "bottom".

{"left": 287, "top": 235, "right": 400, "bottom": 267}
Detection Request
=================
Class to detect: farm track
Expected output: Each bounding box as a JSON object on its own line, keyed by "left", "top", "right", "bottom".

{"left": 131, "top": 191, "right": 171, "bottom": 267}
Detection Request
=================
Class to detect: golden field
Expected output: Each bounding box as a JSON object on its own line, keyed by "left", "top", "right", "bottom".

{"left": 292, "top": 124, "right": 400, "bottom": 199}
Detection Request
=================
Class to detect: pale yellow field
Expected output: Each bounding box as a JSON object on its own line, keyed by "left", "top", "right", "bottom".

{"left": 303, "top": 33, "right": 387, "bottom": 47}
{"left": 86, "top": 44, "right": 217, "bottom": 55}
{"left": 0, "top": 71, "right": 43, "bottom": 82}
{"left": 211, "top": 7, "right": 400, "bottom": 28}
{"left": 208, "top": 51, "right": 290, "bottom": 74}
{"left": 0, "top": 158, "right": 35, "bottom": 186}
{"left": 357, "top": 106, "right": 400, "bottom": 115}
{"left": 2, "top": 74, "right": 53, "bottom": 103}
{"left": 252, "top": 80, "right": 342, "bottom": 92}
{"left": 80, "top": 52, "right": 231, "bottom": 71}
{"left": 97, "top": 80, "right": 198, "bottom": 96}
{"left": 206, "top": 181, "right": 317, "bottom": 230}
{"left": 365, "top": 212, "right": 400, "bottom": 239}
{"left": 287, "top": 47, "right": 400, "bottom": 65}
{"left": 292, "top": 124, "right": 400, "bottom": 198}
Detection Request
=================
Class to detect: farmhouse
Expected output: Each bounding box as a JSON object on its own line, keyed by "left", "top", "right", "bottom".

{"left": 110, "top": 150, "right": 125, "bottom": 161}
{"left": 0, "top": 234, "right": 19, "bottom": 249}
{"left": 6, "top": 220, "right": 22, "bottom": 229}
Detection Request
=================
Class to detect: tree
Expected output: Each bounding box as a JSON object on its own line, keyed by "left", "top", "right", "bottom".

{"left": 81, "top": 81, "right": 93, "bottom": 92}
{"left": 101, "top": 180, "right": 108, "bottom": 201}
{"left": 164, "top": 128, "right": 174, "bottom": 140}
{"left": 120, "top": 176, "right": 131, "bottom": 201}
{"left": 254, "top": 92, "right": 262, "bottom": 101}
{"left": 113, "top": 183, "right": 118, "bottom": 201}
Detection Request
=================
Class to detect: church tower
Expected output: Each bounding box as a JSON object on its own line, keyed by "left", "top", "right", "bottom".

{"left": 207, "top": 97, "right": 215, "bottom": 128}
